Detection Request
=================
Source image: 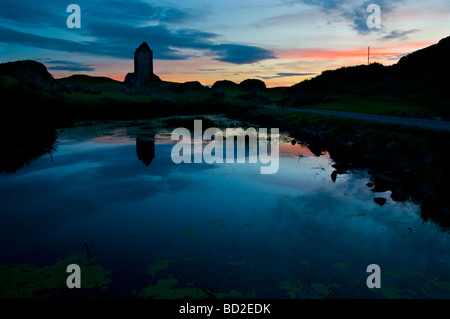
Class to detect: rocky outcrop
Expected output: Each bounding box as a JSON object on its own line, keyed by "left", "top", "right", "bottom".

{"left": 212, "top": 80, "right": 239, "bottom": 89}
{"left": 170, "top": 81, "right": 206, "bottom": 93}
{"left": 240, "top": 79, "right": 266, "bottom": 91}
{"left": 0, "top": 60, "right": 59, "bottom": 90}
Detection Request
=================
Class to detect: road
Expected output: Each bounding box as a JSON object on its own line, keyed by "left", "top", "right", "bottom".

{"left": 283, "top": 108, "right": 450, "bottom": 131}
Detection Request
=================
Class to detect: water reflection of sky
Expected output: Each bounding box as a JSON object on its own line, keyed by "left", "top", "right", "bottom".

{"left": 1, "top": 120, "right": 449, "bottom": 299}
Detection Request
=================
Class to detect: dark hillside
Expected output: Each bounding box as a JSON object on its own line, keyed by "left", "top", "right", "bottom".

{"left": 283, "top": 36, "right": 450, "bottom": 117}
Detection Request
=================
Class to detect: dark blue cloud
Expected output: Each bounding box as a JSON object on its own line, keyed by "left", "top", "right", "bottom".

{"left": 0, "top": 26, "right": 91, "bottom": 53}
{"left": 257, "top": 72, "right": 316, "bottom": 79}
{"left": 46, "top": 60, "right": 96, "bottom": 72}
{"left": 286, "top": 0, "right": 341, "bottom": 10}
{"left": 197, "top": 68, "right": 225, "bottom": 72}
{"left": 0, "top": 0, "right": 61, "bottom": 27}
{"left": 212, "top": 44, "right": 276, "bottom": 64}
{"left": 278, "top": 72, "right": 316, "bottom": 76}
{"left": 0, "top": 0, "right": 276, "bottom": 65}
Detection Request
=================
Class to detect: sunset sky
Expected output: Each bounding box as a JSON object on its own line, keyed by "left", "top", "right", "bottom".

{"left": 1, "top": 0, "right": 449, "bottom": 87}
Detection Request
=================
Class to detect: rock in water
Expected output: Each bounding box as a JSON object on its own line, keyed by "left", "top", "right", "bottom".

{"left": 374, "top": 197, "right": 387, "bottom": 206}
{"left": 390, "top": 188, "right": 408, "bottom": 202}
{"left": 331, "top": 170, "right": 337, "bottom": 183}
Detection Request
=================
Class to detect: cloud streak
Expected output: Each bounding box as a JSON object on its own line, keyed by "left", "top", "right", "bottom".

{"left": 257, "top": 72, "right": 317, "bottom": 79}
{"left": 382, "top": 29, "right": 419, "bottom": 40}
{"left": 212, "top": 44, "right": 276, "bottom": 64}
{"left": 46, "top": 60, "right": 96, "bottom": 72}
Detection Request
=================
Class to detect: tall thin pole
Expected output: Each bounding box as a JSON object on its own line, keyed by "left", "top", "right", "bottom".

{"left": 368, "top": 46, "right": 370, "bottom": 65}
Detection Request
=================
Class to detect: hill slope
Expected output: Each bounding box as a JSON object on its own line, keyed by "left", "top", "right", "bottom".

{"left": 283, "top": 36, "right": 450, "bottom": 118}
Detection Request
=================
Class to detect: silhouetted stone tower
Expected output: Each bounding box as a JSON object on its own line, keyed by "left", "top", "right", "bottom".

{"left": 124, "top": 42, "right": 160, "bottom": 87}
{"left": 134, "top": 42, "right": 153, "bottom": 77}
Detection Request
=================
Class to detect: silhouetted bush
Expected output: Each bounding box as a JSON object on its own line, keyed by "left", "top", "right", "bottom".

{"left": 240, "top": 79, "right": 266, "bottom": 91}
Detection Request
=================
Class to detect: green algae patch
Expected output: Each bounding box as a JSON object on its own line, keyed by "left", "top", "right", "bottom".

{"left": 299, "top": 261, "right": 310, "bottom": 268}
{"left": 378, "top": 286, "right": 409, "bottom": 299}
{"left": 0, "top": 254, "right": 111, "bottom": 299}
{"left": 216, "top": 290, "right": 256, "bottom": 299}
{"left": 177, "top": 228, "right": 199, "bottom": 242}
{"left": 348, "top": 212, "right": 367, "bottom": 217}
{"left": 383, "top": 268, "right": 450, "bottom": 298}
{"left": 279, "top": 280, "right": 304, "bottom": 299}
{"left": 138, "top": 276, "right": 254, "bottom": 299}
{"left": 332, "top": 262, "right": 349, "bottom": 271}
{"left": 238, "top": 223, "right": 252, "bottom": 231}
{"left": 280, "top": 280, "right": 340, "bottom": 299}
{"left": 227, "top": 261, "right": 246, "bottom": 266}
{"left": 311, "top": 283, "right": 339, "bottom": 299}
{"left": 139, "top": 277, "right": 206, "bottom": 299}
{"left": 215, "top": 290, "right": 244, "bottom": 298}
{"left": 312, "top": 283, "right": 329, "bottom": 298}
{"left": 208, "top": 219, "right": 227, "bottom": 227}
{"left": 147, "top": 259, "right": 173, "bottom": 279}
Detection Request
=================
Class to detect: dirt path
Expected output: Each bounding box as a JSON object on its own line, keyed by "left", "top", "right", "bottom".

{"left": 284, "top": 108, "right": 450, "bottom": 131}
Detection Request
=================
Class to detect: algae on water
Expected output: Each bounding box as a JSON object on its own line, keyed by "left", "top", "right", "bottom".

{"left": 279, "top": 280, "right": 304, "bottom": 299}
{"left": 0, "top": 254, "right": 111, "bottom": 299}
{"left": 139, "top": 276, "right": 255, "bottom": 299}
{"left": 147, "top": 259, "right": 173, "bottom": 279}
{"left": 332, "top": 262, "right": 350, "bottom": 271}
{"left": 139, "top": 277, "right": 207, "bottom": 299}
{"left": 177, "top": 228, "right": 199, "bottom": 242}
{"left": 227, "top": 261, "right": 246, "bottom": 266}
{"left": 208, "top": 219, "right": 227, "bottom": 227}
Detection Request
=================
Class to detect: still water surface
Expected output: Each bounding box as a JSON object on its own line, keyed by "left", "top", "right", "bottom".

{"left": 1, "top": 118, "right": 449, "bottom": 298}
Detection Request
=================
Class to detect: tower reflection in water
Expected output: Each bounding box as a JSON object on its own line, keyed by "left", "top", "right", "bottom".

{"left": 136, "top": 137, "right": 155, "bottom": 167}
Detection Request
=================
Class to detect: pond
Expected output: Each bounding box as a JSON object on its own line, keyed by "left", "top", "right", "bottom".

{"left": 1, "top": 116, "right": 449, "bottom": 299}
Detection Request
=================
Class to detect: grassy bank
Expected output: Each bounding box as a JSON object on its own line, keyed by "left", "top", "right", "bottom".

{"left": 292, "top": 95, "right": 446, "bottom": 119}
